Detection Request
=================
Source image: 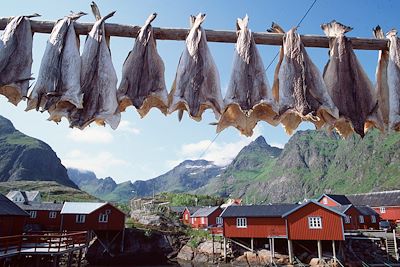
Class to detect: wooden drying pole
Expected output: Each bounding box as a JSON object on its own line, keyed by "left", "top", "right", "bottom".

{"left": 0, "top": 18, "right": 389, "bottom": 50}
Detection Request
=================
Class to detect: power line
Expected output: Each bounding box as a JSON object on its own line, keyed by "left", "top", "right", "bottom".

{"left": 198, "top": 132, "right": 220, "bottom": 159}
{"left": 265, "top": 0, "right": 318, "bottom": 71}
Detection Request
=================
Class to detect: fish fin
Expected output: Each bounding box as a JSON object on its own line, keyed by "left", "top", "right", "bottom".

{"left": 145, "top": 13, "right": 157, "bottom": 26}
{"left": 25, "top": 13, "right": 41, "bottom": 18}
{"left": 321, "top": 20, "right": 352, "bottom": 37}
{"left": 178, "top": 110, "right": 184, "bottom": 121}
{"left": 101, "top": 11, "right": 116, "bottom": 23}
{"left": 267, "top": 22, "right": 285, "bottom": 33}
{"left": 373, "top": 25, "right": 385, "bottom": 39}
{"left": 189, "top": 15, "right": 196, "bottom": 28}
{"left": 91, "top": 2, "right": 102, "bottom": 20}
{"left": 386, "top": 29, "right": 397, "bottom": 38}
{"left": 236, "top": 15, "right": 249, "bottom": 31}
{"left": 69, "top": 11, "right": 87, "bottom": 20}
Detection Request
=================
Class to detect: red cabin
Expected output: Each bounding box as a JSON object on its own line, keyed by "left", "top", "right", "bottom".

{"left": 318, "top": 194, "right": 352, "bottom": 207}
{"left": 17, "top": 202, "right": 63, "bottom": 231}
{"left": 0, "top": 193, "right": 28, "bottom": 237}
{"left": 347, "top": 190, "right": 400, "bottom": 224}
{"left": 60, "top": 202, "right": 125, "bottom": 232}
{"left": 182, "top": 207, "right": 200, "bottom": 224}
{"left": 190, "top": 206, "right": 222, "bottom": 229}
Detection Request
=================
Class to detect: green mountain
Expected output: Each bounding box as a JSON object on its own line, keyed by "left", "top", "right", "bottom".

{"left": 0, "top": 116, "right": 77, "bottom": 188}
{"left": 196, "top": 130, "right": 400, "bottom": 203}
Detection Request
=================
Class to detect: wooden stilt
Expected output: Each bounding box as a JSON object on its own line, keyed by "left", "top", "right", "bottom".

{"left": 77, "top": 249, "right": 83, "bottom": 267}
{"left": 251, "top": 238, "right": 254, "bottom": 251}
{"left": 287, "top": 239, "right": 294, "bottom": 264}
{"left": 223, "top": 237, "right": 227, "bottom": 262}
{"left": 271, "top": 237, "right": 275, "bottom": 258}
{"left": 120, "top": 229, "right": 125, "bottom": 253}
{"left": 52, "top": 255, "right": 58, "bottom": 267}
{"left": 332, "top": 240, "right": 337, "bottom": 263}
{"left": 212, "top": 234, "right": 215, "bottom": 263}
{"left": 67, "top": 252, "right": 73, "bottom": 267}
{"left": 269, "top": 238, "right": 273, "bottom": 263}
{"left": 317, "top": 240, "right": 322, "bottom": 260}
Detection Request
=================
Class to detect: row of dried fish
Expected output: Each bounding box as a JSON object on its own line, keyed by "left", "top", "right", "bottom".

{"left": 0, "top": 6, "right": 399, "bottom": 138}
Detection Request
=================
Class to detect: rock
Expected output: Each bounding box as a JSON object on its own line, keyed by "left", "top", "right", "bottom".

{"left": 258, "top": 249, "right": 272, "bottom": 265}
{"left": 309, "top": 258, "right": 321, "bottom": 266}
{"left": 177, "top": 245, "right": 194, "bottom": 261}
{"left": 233, "top": 254, "right": 249, "bottom": 266}
{"left": 197, "top": 240, "right": 222, "bottom": 255}
{"left": 244, "top": 251, "right": 259, "bottom": 265}
{"left": 193, "top": 252, "right": 208, "bottom": 263}
{"left": 298, "top": 251, "right": 309, "bottom": 262}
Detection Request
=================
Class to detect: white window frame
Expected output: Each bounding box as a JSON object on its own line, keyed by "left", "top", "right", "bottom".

{"left": 29, "top": 210, "right": 37, "bottom": 219}
{"left": 201, "top": 217, "right": 205, "bottom": 224}
{"left": 359, "top": 215, "right": 364, "bottom": 224}
{"left": 98, "top": 213, "right": 108, "bottom": 223}
{"left": 236, "top": 217, "right": 247, "bottom": 228}
{"left": 76, "top": 214, "right": 86, "bottom": 224}
{"left": 308, "top": 217, "right": 322, "bottom": 229}
{"left": 184, "top": 214, "right": 189, "bottom": 220}
{"left": 344, "top": 215, "right": 351, "bottom": 224}
{"left": 371, "top": 215, "right": 376, "bottom": 223}
{"left": 216, "top": 217, "right": 223, "bottom": 225}
{"left": 380, "top": 207, "right": 386, "bottom": 214}
{"left": 49, "top": 211, "right": 57, "bottom": 219}
{"left": 322, "top": 198, "right": 328, "bottom": 205}
{"left": 191, "top": 217, "right": 194, "bottom": 224}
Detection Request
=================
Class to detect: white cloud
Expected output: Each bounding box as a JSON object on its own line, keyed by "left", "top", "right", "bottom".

{"left": 270, "top": 142, "right": 285, "bottom": 149}
{"left": 67, "top": 127, "right": 113, "bottom": 144}
{"left": 116, "top": 120, "right": 140, "bottom": 135}
{"left": 62, "top": 149, "right": 129, "bottom": 178}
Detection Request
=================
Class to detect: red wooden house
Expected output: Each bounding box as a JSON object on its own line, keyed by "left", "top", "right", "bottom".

{"left": 318, "top": 194, "right": 352, "bottom": 207}
{"left": 0, "top": 193, "right": 28, "bottom": 237}
{"left": 60, "top": 202, "right": 125, "bottom": 232}
{"left": 182, "top": 207, "right": 200, "bottom": 225}
{"left": 17, "top": 202, "right": 63, "bottom": 231}
{"left": 347, "top": 190, "right": 400, "bottom": 224}
{"left": 190, "top": 206, "right": 222, "bottom": 229}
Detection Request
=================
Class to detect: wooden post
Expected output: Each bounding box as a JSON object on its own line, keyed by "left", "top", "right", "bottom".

{"left": 120, "top": 228, "right": 125, "bottom": 253}
{"left": 269, "top": 238, "right": 273, "bottom": 263}
{"left": 52, "top": 255, "right": 58, "bottom": 267}
{"left": 287, "top": 239, "right": 294, "bottom": 264}
{"left": 212, "top": 234, "right": 215, "bottom": 263}
{"left": 77, "top": 248, "right": 83, "bottom": 267}
{"left": 317, "top": 240, "right": 322, "bottom": 260}
{"left": 251, "top": 238, "right": 254, "bottom": 251}
{"left": 272, "top": 237, "right": 275, "bottom": 258}
{"left": 394, "top": 229, "right": 399, "bottom": 261}
{"left": 67, "top": 252, "right": 73, "bottom": 267}
{"left": 332, "top": 240, "right": 336, "bottom": 263}
{"left": 223, "top": 237, "right": 227, "bottom": 262}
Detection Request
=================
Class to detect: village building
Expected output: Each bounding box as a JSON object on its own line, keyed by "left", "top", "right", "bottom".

{"left": 6, "top": 190, "right": 41, "bottom": 203}
{"left": 182, "top": 206, "right": 200, "bottom": 224}
{"left": 16, "top": 202, "right": 63, "bottom": 231}
{"left": 347, "top": 190, "right": 400, "bottom": 223}
{"left": 0, "top": 193, "right": 28, "bottom": 237}
{"left": 190, "top": 206, "right": 222, "bottom": 229}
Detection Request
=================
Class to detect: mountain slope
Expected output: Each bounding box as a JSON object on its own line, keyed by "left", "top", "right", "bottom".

{"left": 196, "top": 130, "right": 400, "bottom": 203}
{"left": 68, "top": 168, "right": 117, "bottom": 197}
{"left": 0, "top": 116, "right": 77, "bottom": 188}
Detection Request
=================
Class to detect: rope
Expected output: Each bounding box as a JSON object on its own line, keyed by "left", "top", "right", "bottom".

{"left": 198, "top": 132, "right": 221, "bottom": 159}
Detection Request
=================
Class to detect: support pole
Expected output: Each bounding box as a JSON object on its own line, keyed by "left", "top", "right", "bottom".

{"left": 332, "top": 240, "right": 336, "bottom": 263}
{"left": 77, "top": 249, "right": 83, "bottom": 267}
{"left": 269, "top": 238, "right": 273, "bottom": 264}
{"left": 394, "top": 229, "right": 399, "bottom": 261}
{"left": 212, "top": 234, "right": 215, "bottom": 263}
{"left": 272, "top": 237, "right": 275, "bottom": 258}
{"left": 288, "top": 239, "right": 294, "bottom": 264}
{"left": 223, "top": 237, "right": 227, "bottom": 263}
{"left": 52, "top": 255, "right": 58, "bottom": 267}
{"left": 120, "top": 229, "right": 125, "bottom": 253}
{"left": 251, "top": 238, "right": 254, "bottom": 251}
{"left": 67, "top": 252, "right": 73, "bottom": 267}
{"left": 317, "top": 240, "right": 322, "bottom": 260}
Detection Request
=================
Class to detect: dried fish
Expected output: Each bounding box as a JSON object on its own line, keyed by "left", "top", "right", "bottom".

{"left": 322, "top": 21, "right": 383, "bottom": 138}
{"left": 168, "top": 13, "right": 223, "bottom": 121}
{"left": 117, "top": 13, "right": 168, "bottom": 118}
{"left": 217, "top": 15, "right": 277, "bottom": 137}
{"left": 26, "top": 12, "right": 86, "bottom": 123}
{"left": 386, "top": 29, "right": 400, "bottom": 131}
{"left": 272, "top": 25, "right": 338, "bottom": 135}
{"left": 373, "top": 26, "right": 390, "bottom": 131}
{"left": 69, "top": 2, "right": 120, "bottom": 129}
{"left": 0, "top": 14, "right": 39, "bottom": 105}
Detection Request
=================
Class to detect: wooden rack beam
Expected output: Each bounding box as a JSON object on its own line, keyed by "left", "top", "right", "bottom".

{"left": 0, "top": 18, "right": 389, "bottom": 50}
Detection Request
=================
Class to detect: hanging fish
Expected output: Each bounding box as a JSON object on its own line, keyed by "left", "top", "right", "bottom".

{"left": 217, "top": 15, "right": 278, "bottom": 137}
{"left": 0, "top": 14, "right": 39, "bottom": 106}
{"left": 26, "top": 12, "right": 86, "bottom": 123}
{"left": 117, "top": 13, "right": 168, "bottom": 118}
{"left": 322, "top": 20, "right": 383, "bottom": 138}
{"left": 169, "top": 13, "right": 223, "bottom": 121}
{"left": 386, "top": 29, "right": 400, "bottom": 131}
{"left": 373, "top": 26, "right": 390, "bottom": 131}
{"left": 271, "top": 24, "right": 338, "bottom": 135}
{"left": 69, "top": 2, "right": 120, "bottom": 130}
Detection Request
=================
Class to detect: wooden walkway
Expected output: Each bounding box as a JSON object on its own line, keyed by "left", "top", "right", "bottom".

{"left": 0, "top": 231, "right": 88, "bottom": 258}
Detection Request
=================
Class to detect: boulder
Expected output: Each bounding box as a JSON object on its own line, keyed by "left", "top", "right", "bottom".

{"left": 309, "top": 258, "right": 321, "bottom": 266}
{"left": 177, "top": 245, "right": 194, "bottom": 261}
{"left": 193, "top": 252, "right": 209, "bottom": 263}
{"left": 258, "top": 249, "right": 272, "bottom": 265}
{"left": 233, "top": 254, "right": 249, "bottom": 266}
{"left": 244, "top": 251, "right": 259, "bottom": 265}
{"left": 197, "top": 240, "right": 222, "bottom": 255}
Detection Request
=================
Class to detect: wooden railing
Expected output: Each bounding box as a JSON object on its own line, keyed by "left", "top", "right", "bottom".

{"left": 0, "top": 231, "right": 88, "bottom": 257}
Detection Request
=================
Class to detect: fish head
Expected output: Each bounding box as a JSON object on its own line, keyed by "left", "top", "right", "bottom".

{"left": 321, "top": 20, "right": 352, "bottom": 37}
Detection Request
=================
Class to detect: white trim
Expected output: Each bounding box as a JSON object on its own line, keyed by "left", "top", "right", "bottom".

{"left": 371, "top": 215, "right": 377, "bottom": 223}
{"left": 236, "top": 217, "right": 247, "bottom": 228}
{"left": 49, "top": 211, "right": 57, "bottom": 219}
{"left": 358, "top": 215, "right": 364, "bottom": 224}
{"left": 98, "top": 213, "right": 108, "bottom": 223}
{"left": 76, "top": 214, "right": 86, "bottom": 223}
{"left": 216, "top": 217, "right": 223, "bottom": 225}
{"left": 29, "top": 210, "right": 37, "bottom": 219}
{"left": 344, "top": 215, "right": 351, "bottom": 224}
{"left": 380, "top": 207, "right": 386, "bottom": 213}
{"left": 308, "top": 217, "right": 322, "bottom": 229}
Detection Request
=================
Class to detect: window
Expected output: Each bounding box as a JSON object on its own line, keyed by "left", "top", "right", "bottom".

{"left": 191, "top": 217, "right": 194, "bottom": 224}
{"left": 76, "top": 214, "right": 86, "bottom": 223}
{"left": 236, "top": 218, "right": 247, "bottom": 228}
{"left": 359, "top": 215, "right": 364, "bottom": 224}
{"left": 185, "top": 214, "right": 189, "bottom": 220}
{"left": 216, "top": 217, "right": 223, "bottom": 225}
{"left": 49, "top": 211, "right": 57, "bottom": 219}
{"left": 308, "top": 217, "right": 322, "bottom": 229}
{"left": 99, "top": 213, "right": 108, "bottom": 223}
{"left": 344, "top": 216, "right": 351, "bottom": 224}
{"left": 201, "top": 217, "right": 205, "bottom": 224}
{"left": 29, "top": 210, "right": 37, "bottom": 218}
{"left": 371, "top": 215, "right": 376, "bottom": 223}
{"left": 322, "top": 197, "right": 328, "bottom": 205}
{"left": 380, "top": 207, "right": 386, "bottom": 214}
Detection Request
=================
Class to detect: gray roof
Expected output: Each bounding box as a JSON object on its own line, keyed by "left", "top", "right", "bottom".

{"left": 331, "top": 204, "right": 353, "bottom": 214}
{"left": 0, "top": 194, "right": 29, "bottom": 216}
{"left": 192, "top": 206, "right": 220, "bottom": 218}
{"left": 6, "top": 190, "right": 40, "bottom": 202}
{"left": 185, "top": 206, "right": 201, "bottom": 215}
{"left": 170, "top": 206, "right": 186, "bottom": 214}
{"left": 347, "top": 190, "right": 400, "bottom": 207}
{"left": 283, "top": 200, "right": 346, "bottom": 218}
{"left": 61, "top": 202, "right": 106, "bottom": 214}
{"left": 318, "top": 194, "right": 352, "bottom": 205}
{"left": 355, "top": 205, "right": 379, "bottom": 216}
{"left": 221, "top": 204, "right": 298, "bottom": 218}
{"left": 17, "top": 202, "right": 63, "bottom": 211}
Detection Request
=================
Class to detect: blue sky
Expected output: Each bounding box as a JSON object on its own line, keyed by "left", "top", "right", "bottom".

{"left": 0, "top": 0, "right": 397, "bottom": 183}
